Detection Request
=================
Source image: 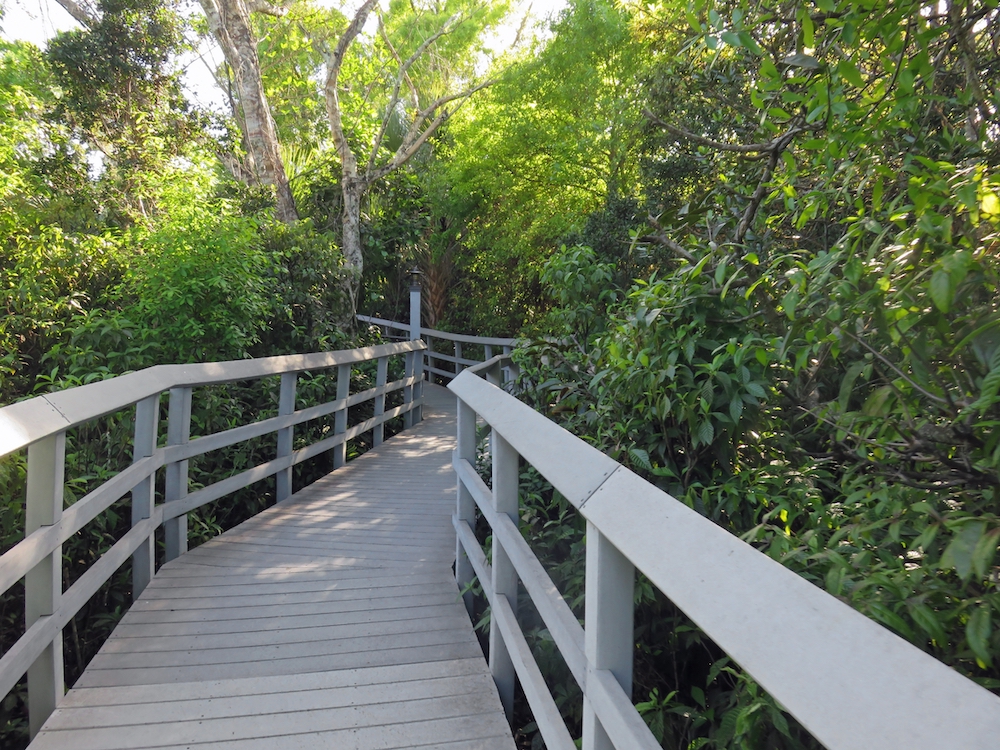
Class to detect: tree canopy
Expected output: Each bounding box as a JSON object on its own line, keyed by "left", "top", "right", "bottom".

{"left": 2, "top": 0, "right": 999, "bottom": 746}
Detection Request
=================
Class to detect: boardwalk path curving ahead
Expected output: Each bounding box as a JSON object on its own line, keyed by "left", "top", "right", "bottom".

{"left": 30, "top": 384, "right": 515, "bottom": 750}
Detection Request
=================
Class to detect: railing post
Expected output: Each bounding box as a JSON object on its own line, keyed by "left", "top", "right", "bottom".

{"left": 455, "top": 399, "right": 477, "bottom": 615}
{"left": 455, "top": 341, "right": 464, "bottom": 376}
{"left": 275, "top": 373, "right": 297, "bottom": 501}
{"left": 25, "top": 431, "right": 66, "bottom": 738}
{"left": 502, "top": 345, "right": 513, "bottom": 384}
{"left": 485, "top": 344, "right": 493, "bottom": 361}
{"left": 486, "top": 361, "right": 501, "bottom": 387}
{"left": 582, "top": 521, "right": 635, "bottom": 750}
{"left": 164, "top": 387, "right": 192, "bottom": 561}
{"left": 333, "top": 364, "right": 350, "bottom": 469}
{"left": 404, "top": 351, "right": 415, "bottom": 429}
{"left": 131, "top": 395, "right": 159, "bottom": 599}
{"left": 490, "top": 430, "right": 519, "bottom": 721}
{"left": 409, "top": 274, "right": 421, "bottom": 342}
{"left": 373, "top": 356, "right": 388, "bottom": 447}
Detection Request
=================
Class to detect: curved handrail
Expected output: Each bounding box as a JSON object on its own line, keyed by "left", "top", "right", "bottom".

{"left": 0, "top": 340, "right": 427, "bottom": 736}
{"left": 357, "top": 314, "right": 516, "bottom": 347}
{"left": 0, "top": 342, "right": 424, "bottom": 458}
{"left": 449, "top": 357, "right": 1000, "bottom": 750}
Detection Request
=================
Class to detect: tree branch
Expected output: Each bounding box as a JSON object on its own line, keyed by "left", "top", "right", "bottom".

{"left": 325, "top": 0, "right": 379, "bottom": 181}
{"left": 643, "top": 214, "right": 696, "bottom": 262}
{"left": 368, "top": 78, "right": 494, "bottom": 182}
{"left": 53, "top": 0, "right": 99, "bottom": 28}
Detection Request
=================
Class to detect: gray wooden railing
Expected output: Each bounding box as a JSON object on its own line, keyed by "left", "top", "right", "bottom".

{"left": 357, "top": 314, "right": 515, "bottom": 383}
{"left": 450, "top": 354, "right": 1000, "bottom": 750}
{"left": 0, "top": 340, "right": 426, "bottom": 737}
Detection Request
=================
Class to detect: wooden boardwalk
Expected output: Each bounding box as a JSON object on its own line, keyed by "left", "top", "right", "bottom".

{"left": 29, "top": 384, "right": 516, "bottom": 750}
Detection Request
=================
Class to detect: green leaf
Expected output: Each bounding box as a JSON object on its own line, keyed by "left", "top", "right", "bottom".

{"left": 838, "top": 361, "right": 866, "bottom": 412}
{"left": 801, "top": 12, "right": 815, "bottom": 48}
{"left": 782, "top": 53, "right": 821, "bottom": 69}
{"left": 967, "top": 605, "right": 993, "bottom": 668}
{"left": 691, "top": 685, "right": 706, "bottom": 707}
{"left": 929, "top": 269, "right": 953, "bottom": 313}
{"left": 696, "top": 420, "right": 715, "bottom": 446}
{"left": 838, "top": 59, "right": 864, "bottom": 88}
{"left": 629, "top": 447, "right": 653, "bottom": 471}
{"left": 720, "top": 31, "right": 741, "bottom": 48}
{"left": 942, "top": 522, "right": 986, "bottom": 582}
{"left": 973, "top": 529, "right": 999, "bottom": 579}
{"left": 729, "top": 395, "right": 744, "bottom": 422}
{"left": 909, "top": 602, "right": 946, "bottom": 645}
{"left": 867, "top": 603, "right": 916, "bottom": 640}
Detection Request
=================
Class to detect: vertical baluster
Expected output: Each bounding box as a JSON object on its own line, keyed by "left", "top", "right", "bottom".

{"left": 502, "top": 344, "right": 513, "bottom": 384}
{"left": 333, "top": 364, "right": 350, "bottom": 469}
{"left": 25, "top": 432, "right": 66, "bottom": 737}
{"left": 425, "top": 336, "right": 434, "bottom": 382}
{"left": 582, "top": 521, "right": 635, "bottom": 750}
{"left": 414, "top": 341, "right": 424, "bottom": 424}
{"left": 164, "top": 387, "right": 192, "bottom": 562}
{"left": 490, "top": 430, "right": 518, "bottom": 720}
{"left": 455, "top": 400, "right": 477, "bottom": 615}
{"left": 275, "top": 373, "right": 297, "bottom": 502}
{"left": 403, "top": 350, "right": 415, "bottom": 429}
{"left": 373, "top": 356, "right": 388, "bottom": 447}
{"left": 131, "top": 395, "right": 159, "bottom": 599}
{"left": 484, "top": 344, "right": 493, "bottom": 362}
{"left": 455, "top": 341, "right": 463, "bottom": 377}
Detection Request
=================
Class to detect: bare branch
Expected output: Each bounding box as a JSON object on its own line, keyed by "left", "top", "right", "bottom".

{"left": 53, "top": 0, "right": 99, "bottom": 28}
{"left": 843, "top": 330, "right": 953, "bottom": 407}
{"left": 325, "top": 0, "right": 379, "bottom": 181}
{"left": 246, "top": 0, "right": 290, "bottom": 17}
{"left": 368, "top": 12, "right": 423, "bottom": 172}
{"left": 643, "top": 214, "right": 696, "bottom": 262}
{"left": 369, "top": 79, "right": 493, "bottom": 182}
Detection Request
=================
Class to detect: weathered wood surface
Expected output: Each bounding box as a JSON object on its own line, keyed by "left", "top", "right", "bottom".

{"left": 30, "top": 384, "right": 515, "bottom": 750}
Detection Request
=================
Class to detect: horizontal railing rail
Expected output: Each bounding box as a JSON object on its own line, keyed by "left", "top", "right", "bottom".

{"left": 357, "top": 314, "right": 516, "bottom": 384}
{"left": 0, "top": 340, "right": 426, "bottom": 737}
{"left": 449, "top": 356, "right": 1000, "bottom": 750}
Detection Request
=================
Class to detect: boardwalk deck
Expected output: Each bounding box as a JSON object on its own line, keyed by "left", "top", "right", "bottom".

{"left": 29, "top": 384, "right": 515, "bottom": 750}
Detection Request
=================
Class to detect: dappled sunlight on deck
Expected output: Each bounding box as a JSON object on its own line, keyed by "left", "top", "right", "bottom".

{"left": 28, "top": 385, "right": 515, "bottom": 750}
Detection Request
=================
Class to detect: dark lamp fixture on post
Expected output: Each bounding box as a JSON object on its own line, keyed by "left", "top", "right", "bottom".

{"left": 408, "top": 266, "right": 423, "bottom": 341}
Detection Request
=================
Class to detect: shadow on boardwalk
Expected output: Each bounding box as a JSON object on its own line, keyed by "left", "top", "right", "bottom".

{"left": 30, "top": 384, "right": 515, "bottom": 750}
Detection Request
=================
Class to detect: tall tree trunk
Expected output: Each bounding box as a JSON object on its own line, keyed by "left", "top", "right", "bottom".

{"left": 201, "top": 0, "right": 298, "bottom": 223}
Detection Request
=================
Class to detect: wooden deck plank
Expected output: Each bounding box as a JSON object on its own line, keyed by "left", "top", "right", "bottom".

{"left": 32, "top": 384, "right": 515, "bottom": 750}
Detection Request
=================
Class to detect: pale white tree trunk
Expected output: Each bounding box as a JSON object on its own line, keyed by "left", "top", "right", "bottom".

{"left": 324, "top": 0, "right": 494, "bottom": 314}
{"left": 201, "top": 0, "right": 298, "bottom": 223}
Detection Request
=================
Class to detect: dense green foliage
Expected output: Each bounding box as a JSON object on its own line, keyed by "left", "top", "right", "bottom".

{"left": 2, "top": 0, "right": 1000, "bottom": 746}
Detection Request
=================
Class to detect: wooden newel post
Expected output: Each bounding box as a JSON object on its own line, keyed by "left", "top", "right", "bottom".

{"left": 25, "top": 431, "right": 66, "bottom": 737}
{"left": 582, "top": 521, "right": 635, "bottom": 750}
{"left": 490, "top": 430, "right": 519, "bottom": 721}
{"left": 373, "top": 356, "right": 388, "bottom": 447}
{"left": 164, "top": 387, "right": 192, "bottom": 561}
{"left": 333, "top": 365, "right": 350, "bottom": 469}
{"left": 131, "top": 395, "right": 159, "bottom": 599}
{"left": 455, "top": 341, "right": 464, "bottom": 376}
{"left": 276, "top": 374, "right": 297, "bottom": 501}
{"left": 455, "top": 400, "right": 477, "bottom": 615}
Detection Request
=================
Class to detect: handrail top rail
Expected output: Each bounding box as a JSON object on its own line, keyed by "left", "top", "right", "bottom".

{"left": 0, "top": 340, "right": 426, "bottom": 458}
{"left": 357, "top": 314, "right": 517, "bottom": 347}
{"left": 447, "top": 367, "right": 1000, "bottom": 750}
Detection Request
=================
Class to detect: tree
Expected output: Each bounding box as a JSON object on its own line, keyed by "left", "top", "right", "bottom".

{"left": 200, "top": 0, "right": 298, "bottom": 222}
{"left": 45, "top": 0, "right": 194, "bottom": 222}
{"left": 323, "top": 0, "right": 507, "bottom": 310}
